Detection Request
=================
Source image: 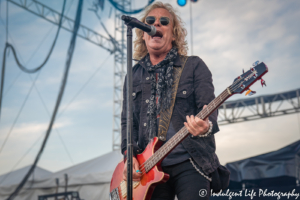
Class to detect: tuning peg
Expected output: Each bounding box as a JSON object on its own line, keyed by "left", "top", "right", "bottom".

{"left": 245, "top": 89, "right": 256, "bottom": 96}
{"left": 261, "top": 78, "right": 266, "bottom": 87}
{"left": 252, "top": 60, "right": 260, "bottom": 67}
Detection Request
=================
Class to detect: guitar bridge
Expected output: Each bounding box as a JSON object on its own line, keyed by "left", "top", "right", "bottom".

{"left": 110, "top": 187, "right": 120, "bottom": 200}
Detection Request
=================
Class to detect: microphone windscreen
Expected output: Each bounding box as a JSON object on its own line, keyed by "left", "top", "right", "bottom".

{"left": 147, "top": 26, "right": 156, "bottom": 36}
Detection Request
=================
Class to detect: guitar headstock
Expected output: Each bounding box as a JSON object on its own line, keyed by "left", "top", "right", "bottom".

{"left": 229, "top": 62, "right": 268, "bottom": 95}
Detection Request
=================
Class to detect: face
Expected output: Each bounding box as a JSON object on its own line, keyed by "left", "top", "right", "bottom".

{"left": 143, "top": 8, "right": 174, "bottom": 55}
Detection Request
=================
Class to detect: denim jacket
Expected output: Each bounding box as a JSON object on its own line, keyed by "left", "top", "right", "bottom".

{"left": 121, "top": 54, "right": 221, "bottom": 175}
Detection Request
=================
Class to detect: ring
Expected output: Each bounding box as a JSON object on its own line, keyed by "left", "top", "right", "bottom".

{"left": 136, "top": 170, "right": 141, "bottom": 173}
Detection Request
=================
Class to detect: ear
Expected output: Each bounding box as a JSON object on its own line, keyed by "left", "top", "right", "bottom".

{"left": 172, "top": 31, "right": 175, "bottom": 41}
{"left": 142, "top": 32, "right": 145, "bottom": 40}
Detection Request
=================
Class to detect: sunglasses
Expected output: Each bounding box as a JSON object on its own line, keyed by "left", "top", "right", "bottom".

{"left": 145, "top": 16, "right": 170, "bottom": 26}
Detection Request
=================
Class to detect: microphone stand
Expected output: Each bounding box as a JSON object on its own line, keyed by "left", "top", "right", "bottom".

{"left": 122, "top": 16, "right": 134, "bottom": 200}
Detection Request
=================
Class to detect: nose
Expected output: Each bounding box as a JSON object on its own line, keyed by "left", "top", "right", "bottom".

{"left": 153, "top": 17, "right": 161, "bottom": 27}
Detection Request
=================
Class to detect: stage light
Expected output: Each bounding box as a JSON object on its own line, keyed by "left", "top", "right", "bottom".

{"left": 177, "top": 0, "right": 187, "bottom": 7}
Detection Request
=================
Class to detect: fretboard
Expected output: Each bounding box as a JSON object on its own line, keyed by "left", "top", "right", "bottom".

{"left": 143, "top": 88, "right": 232, "bottom": 172}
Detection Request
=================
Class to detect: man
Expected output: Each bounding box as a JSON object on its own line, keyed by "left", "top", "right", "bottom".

{"left": 121, "top": 2, "right": 228, "bottom": 200}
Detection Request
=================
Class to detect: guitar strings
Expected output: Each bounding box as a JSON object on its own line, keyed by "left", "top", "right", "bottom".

{"left": 137, "top": 89, "right": 230, "bottom": 176}
{"left": 138, "top": 88, "right": 236, "bottom": 175}
{"left": 137, "top": 73, "right": 249, "bottom": 176}
{"left": 138, "top": 84, "right": 240, "bottom": 175}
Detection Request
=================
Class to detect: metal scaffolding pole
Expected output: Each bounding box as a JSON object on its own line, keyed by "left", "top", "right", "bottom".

{"left": 112, "top": 0, "right": 131, "bottom": 151}
{"left": 7, "top": 0, "right": 115, "bottom": 53}
{"left": 218, "top": 88, "right": 300, "bottom": 125}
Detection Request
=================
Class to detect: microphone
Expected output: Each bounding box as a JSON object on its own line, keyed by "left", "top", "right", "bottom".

{"left": 121, "top": 15, "right": 156, "bottom": 36}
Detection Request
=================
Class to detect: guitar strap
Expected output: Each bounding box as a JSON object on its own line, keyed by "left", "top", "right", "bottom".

{"left": 158, "top": 55, "right": 188, "bottom": 141}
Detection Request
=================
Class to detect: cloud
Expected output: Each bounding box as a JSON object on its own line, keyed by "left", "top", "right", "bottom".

{"left": 58, "top": 97, "right": 104, "bottom": 115}
{"left": 0, "top": 120, "right": 71, "bottom": 141}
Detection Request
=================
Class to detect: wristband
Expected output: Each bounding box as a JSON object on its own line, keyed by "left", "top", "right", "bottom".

{"left": 190, "top": 120, "right": 213, "bottom": 138}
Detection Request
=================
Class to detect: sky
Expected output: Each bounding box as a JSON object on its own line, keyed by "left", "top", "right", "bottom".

{"left": 0, "top": 0, "right": 300, "bottom": 176}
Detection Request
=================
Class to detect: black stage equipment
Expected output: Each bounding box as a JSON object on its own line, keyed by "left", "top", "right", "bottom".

{"left": 121, "top": 15, "right": 156, "bottom": 36}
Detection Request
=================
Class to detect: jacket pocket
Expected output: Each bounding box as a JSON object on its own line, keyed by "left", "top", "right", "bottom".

{"left": 132, "top": 85, "right": 142, "bottom": 113}
{"left": 176, "top": 84, "right": 194, "bottom": 114}
{"left": 132, "top": 85, "right": 142, "bottom": 100}
{"left": 177, "top": 86, "right": 194, "bottom": 98}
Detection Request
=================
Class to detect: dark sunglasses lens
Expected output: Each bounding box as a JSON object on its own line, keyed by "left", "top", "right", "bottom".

{"left": 146, "top": 16, "right": 155, "bottom": 24}
{"left": 160, "top": 17, "right": 169, "bottom": 26}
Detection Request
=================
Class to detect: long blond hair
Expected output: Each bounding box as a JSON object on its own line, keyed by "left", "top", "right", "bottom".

{"left": 133, "top": 2, "right": 188, "bottom": 60}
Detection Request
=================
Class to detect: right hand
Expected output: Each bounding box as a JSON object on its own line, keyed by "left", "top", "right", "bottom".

{"left": 123, "top": 157, "right": 142, "bottom": 181}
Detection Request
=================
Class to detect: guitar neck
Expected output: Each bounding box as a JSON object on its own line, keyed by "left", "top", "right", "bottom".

{"left": 143, "top": 88, "right": 232, "bottom": 172}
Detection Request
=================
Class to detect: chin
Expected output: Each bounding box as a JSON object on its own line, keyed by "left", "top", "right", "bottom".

{"left": 147, "top": 46, "right": 161, "bottom": 52}
{"left": 151, "top": 46, "right": 164, "bottom": 51}
{"left": 148, "top": 43, "right": 166, "bottom": 51}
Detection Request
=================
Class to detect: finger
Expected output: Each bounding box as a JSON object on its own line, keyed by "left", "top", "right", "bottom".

{"left": 125, "top": 173, "right": 140, "bottom": 181}
{"left": 204, "top": 117, "right": 209, "bottom": 123}
{"left": 124, "top": 169, "right": 141, "bottom": 181}
{"left": 193, "top": 116, "right": 207, "bottom": 135}
{"left": 123, "top": 167, "right": 127, "bottom": 180}
{"left": 191, "top": 115, "right": 203, "bottom": 134}
{"left": 133, "top": 159, "right": 139, "bottom": 169}
{"left": 194, "top": 116, "right": 204, "bottom": 127}
{"left": 199, "top": 118, "right": 209, "bottom": 133}
{"left": 133, "top": 167, "right": 142, "bottom": 177}
{"left": 133, "top": 158, "right": 142, "bottom": 173}
{"left": 123, "top": 165, "right": 127, "bottom": 175}
{"left": 132, "top": 170, "right": 141, "bottom": 181}
{"left": 191, "top": 115, "right": 200, "bottom": 128}
{"left": 132, "top": 161, "right": 142, "bottom": 180}
{"left": 133, "top": 167, "right": 142, "bottom": 178}
{"left": 186, "top": 115, "right": 196, "bottom": 133}
{"left": 186, "top": 116, "right": 195, "bottom": 134}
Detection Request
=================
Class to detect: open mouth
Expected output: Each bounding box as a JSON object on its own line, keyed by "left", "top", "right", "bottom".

{"left": 151, "top": 30, "right": 163, "bottom": 38}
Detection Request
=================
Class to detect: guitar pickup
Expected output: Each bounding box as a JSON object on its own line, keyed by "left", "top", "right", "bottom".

{"left": 120, "top": 180, "right": 140, "bottom": 198}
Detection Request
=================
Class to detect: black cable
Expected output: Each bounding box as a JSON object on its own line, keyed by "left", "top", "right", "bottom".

{"left": 0, "top": 0, "right": 74, "bottom": 97}
{"left": 0, "top": 0, "right": 76, "bottom": 182}
{"left": 0, "top": 71, "right": 41, "bottom": 155}
{"left": 297, "top": 113, "right": 300, "bottom": 137}
{"left": 0, "top": 0, "right": 75, "bottom": 166}
{"left": 3, "top": 72, "right": 21, "bottom": 96}
{"left": 0, "top": 134, "right": 43, "bottom": 186}
{"left": 4, "top": 0, "right": 66, "bottom": 73}
{"left": 28, "top": 74, "right": 74, "bottom": 164}
{"left": 0, "top": 0, "right": 67, "bottom": 120}
{"left": 108, "top": 0, "right": 155, "bottom": 14}
{"left": 6, "top": 0, "right": 83, "bottom": 198}
{"left": 6, "top": 0, "right": 8, "bottom": 42}
{"left": 57, "top": 54, "right": 111, "bottom": 118}
{"left": 2, "top": 26, "right": 54, "bottom": 97}
{"left": 0, "top": 16, "right": 25, "bottom": 63}
{"left": 0, "top": 74, "right": 75, "bottom": 185}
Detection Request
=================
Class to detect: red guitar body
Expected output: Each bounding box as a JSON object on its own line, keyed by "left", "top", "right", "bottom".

{"left": 110, "top": 137, "right": 169, "bottom": 200}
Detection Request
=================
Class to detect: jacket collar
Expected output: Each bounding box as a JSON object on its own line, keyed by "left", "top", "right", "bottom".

{"left": 137, "top": 53, "right": 182, "bottom": 70}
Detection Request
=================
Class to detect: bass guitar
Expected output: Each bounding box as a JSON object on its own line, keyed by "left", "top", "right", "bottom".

{"left": 110, "top": 61, "right": 268, "bottom": 200}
